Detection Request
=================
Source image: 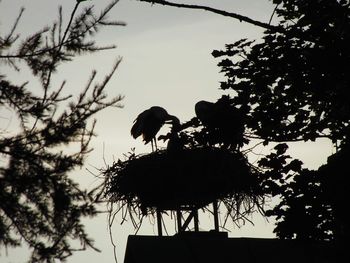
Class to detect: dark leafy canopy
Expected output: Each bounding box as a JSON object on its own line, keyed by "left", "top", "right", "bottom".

{"left": 0, "top": 1, "right": 124, "bottom": 262}
{"left": 260, "top": 141, "right": 349, "bottom": 242}
{"left": 213, "top": 0, "right": 350, "bottom": 144}
{"left": 258, "top": 144, "right": 335, "bottom": 241}
{"left": 212, "top": 0, "right": 350, "bottom": 242}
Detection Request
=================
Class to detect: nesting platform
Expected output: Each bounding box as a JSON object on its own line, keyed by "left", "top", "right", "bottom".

{"left": 105, "top": 147, "right": 262, "bottom": 219}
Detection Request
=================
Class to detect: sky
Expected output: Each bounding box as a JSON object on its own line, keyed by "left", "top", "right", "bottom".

{"left": 0, "top": 0, "right": 335, "bottom": 262}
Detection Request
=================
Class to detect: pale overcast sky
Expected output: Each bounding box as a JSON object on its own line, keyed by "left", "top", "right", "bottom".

{"left": 0, "top": 1, "right": 334, "bottom": 262}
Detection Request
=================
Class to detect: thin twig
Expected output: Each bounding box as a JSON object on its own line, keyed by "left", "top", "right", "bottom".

{"left": 107, "top": 202, "right": 119, "bottom": 263}
{"left": 2, "top": 7, "right": 24, "bottom": 45}
{"left": 43, "top": 1, "right": 81, "bottom": 91}
{"left": 268, "top": 3, "right": 280, "bottom": 25}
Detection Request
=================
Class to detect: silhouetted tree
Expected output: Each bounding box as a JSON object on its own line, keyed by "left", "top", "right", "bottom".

{"left": 138, "top": 0, "right": 350, "bottom": 242}
{"left": 212, "top": 0, "right": 349, "bottom": 242}
{"left": 0, "top": 0, "right": 124, "bottom": 262}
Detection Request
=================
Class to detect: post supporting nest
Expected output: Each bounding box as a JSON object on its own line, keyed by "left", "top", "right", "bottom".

{"left": 155, "top": 202, "right": 221, "bottom": 236}
{"left": 156, "top": 210, "right": 163, "bottom": 236}
{"left": 213, "top": 201, "right": 219, "bottom": 231}
{"left": 176, "top": 208, "right": 199, "bottom": 233}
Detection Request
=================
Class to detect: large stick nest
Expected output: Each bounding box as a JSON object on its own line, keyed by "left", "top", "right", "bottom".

{"left": 104, "top": 148, "right": 263, "bottom": 216}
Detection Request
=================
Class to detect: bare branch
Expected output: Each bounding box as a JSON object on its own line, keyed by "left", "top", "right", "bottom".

{"left": 138, "top": 0, "right": 282, "bottom": 32}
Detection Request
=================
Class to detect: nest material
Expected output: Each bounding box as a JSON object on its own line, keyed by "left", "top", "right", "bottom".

{"left": 105, "top": 148, "right": 262, "bottom": 213}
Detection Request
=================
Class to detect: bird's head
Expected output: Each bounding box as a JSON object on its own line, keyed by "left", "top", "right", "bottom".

{"left": 165, "top": 115, "right": 181, "bottom": 130}
{"left": 149, "top": 106, "right": 169, "bottom": 120}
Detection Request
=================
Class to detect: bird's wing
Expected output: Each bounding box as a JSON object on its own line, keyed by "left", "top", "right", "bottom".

{"left": 131, "top": 121, "right": 142, "bottom": 139}
{"left": 130, "top": 110, "right": 150, "bottom": 139}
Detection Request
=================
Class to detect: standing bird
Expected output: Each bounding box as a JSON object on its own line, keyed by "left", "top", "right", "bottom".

{"left": 131, "top": 106, "right": 179, "bottom": 151}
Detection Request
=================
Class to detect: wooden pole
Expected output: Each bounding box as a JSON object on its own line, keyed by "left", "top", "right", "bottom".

{"left": 181, "top": 211, "right": 194, "bottom": 231}
{"left": 213, "top": 201, "right": 219, "bottom": 231}
{"left": 156, "top": 210, "right": 163, "bottom": 236}
{"left": 176, "top": 210, "right": 182, "bottom": 233}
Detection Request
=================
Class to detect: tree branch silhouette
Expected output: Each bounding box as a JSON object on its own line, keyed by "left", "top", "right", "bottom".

{"left": 0, "top": 1, "right": 124, "bottom": 261}
{"left": 138, "top": 0, "right": 282, "bottom": 32}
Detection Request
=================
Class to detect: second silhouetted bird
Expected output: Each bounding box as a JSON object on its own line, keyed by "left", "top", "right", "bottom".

{"left": 195, "top": 97, "right": 245, "bottom": 149}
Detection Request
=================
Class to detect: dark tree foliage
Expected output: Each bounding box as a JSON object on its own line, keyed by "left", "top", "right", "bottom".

{"left": 0, "top": 0, "right": 124, "bottom": 262}
{"left": 258, "top": 144, "right": 335, "bottom": 241}
{"left": 213, "top": 0, "right": 350, "bottom": 143}
{"left": 259, "top": 141, "right": 349, "bottom": 242}
{"left": 212, "top": 0, "right": 350, "bottom": 242}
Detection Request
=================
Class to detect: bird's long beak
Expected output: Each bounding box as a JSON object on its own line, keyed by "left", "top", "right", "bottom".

{"left": 165, "top": 115, "right": 180, "bottom": 124}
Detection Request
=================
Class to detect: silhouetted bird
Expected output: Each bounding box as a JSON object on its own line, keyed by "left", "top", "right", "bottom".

{"left": 195, "top": 100, "right": 217, "bottom": 127}
{"left": 131, "top": 106, "right": 179, "bottom": 151}
{"left": 194, "top": 97, "right": 246, "bottom": 149}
